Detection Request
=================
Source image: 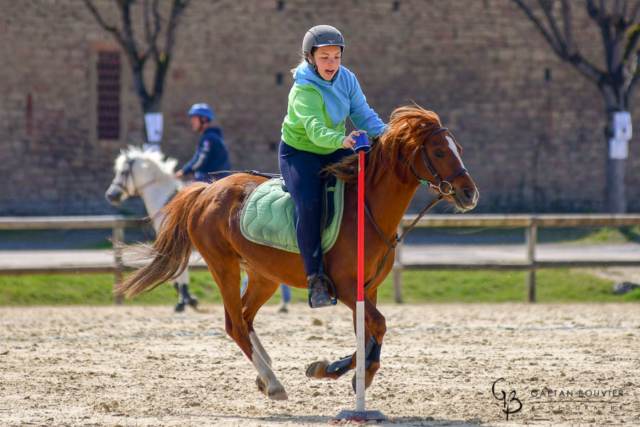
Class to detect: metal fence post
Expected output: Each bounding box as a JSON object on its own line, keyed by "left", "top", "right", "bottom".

{"left": 393, "top": 225, "right": 404, "bottom": 304}
{"left": 525, "top": 217, "right": 537, "bottom": 303}
{"left": 113, "top": 224, "right": 125, "bottom": 305}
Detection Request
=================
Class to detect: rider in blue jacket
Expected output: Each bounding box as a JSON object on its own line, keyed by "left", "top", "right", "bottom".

{"left": 176, "top": 103, "right": 231, "bottom": 182}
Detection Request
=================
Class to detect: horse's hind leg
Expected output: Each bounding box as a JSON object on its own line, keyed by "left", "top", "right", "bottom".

{"left": 199, "top": 248, "right": 287, "bottom": 400}
{"left": 242, "top": 271, "right": 281, "bottom": 395}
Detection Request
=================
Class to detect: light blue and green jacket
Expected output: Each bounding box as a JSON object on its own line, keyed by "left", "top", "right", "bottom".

{"left": 281, "top": 62, "right": 387, "bottom": 155}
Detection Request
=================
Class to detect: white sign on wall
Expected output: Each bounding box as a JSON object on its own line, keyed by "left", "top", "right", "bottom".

{"left": 144, "top": 112, "right": 163, "bottom": 143}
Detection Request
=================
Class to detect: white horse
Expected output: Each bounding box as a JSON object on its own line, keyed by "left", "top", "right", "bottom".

{"left": 105, "top": 146, "right": 197, "bottom": 312}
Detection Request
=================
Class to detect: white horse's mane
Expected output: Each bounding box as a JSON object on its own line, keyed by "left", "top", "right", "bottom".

{"left": 114, "top": 146, "right": 179, "bottom": 178}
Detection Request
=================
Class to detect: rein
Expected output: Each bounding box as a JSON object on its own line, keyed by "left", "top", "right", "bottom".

{"left": 362, "top": 194, "right": 443, "bottom": 290}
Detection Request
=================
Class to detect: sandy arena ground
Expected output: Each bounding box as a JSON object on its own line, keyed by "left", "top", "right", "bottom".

{"left": 0, "top": 303, "right": 638, "bottom": 427}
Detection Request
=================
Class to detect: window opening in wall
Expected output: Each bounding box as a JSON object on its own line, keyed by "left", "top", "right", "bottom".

{"left": 276, "top": 73, "right": 283, "bottom": 85}
{"left": 277, "top": 1, "right": 285, "bottom": 11}
{"left": 97, "top": 50, "right": 121, "bottom": 140}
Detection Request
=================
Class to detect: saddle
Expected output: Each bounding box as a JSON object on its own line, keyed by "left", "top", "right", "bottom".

{"left": 240, "top": 173, "right": 344, "bottom": 254}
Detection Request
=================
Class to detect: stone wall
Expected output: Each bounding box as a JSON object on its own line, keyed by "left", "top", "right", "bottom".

{"left": 1, "top": 0, "right": 639, "bottom": 215}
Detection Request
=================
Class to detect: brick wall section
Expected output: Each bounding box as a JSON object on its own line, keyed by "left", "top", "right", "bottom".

{"left": 1, "top": 0, "right": 638, "bottom": 215}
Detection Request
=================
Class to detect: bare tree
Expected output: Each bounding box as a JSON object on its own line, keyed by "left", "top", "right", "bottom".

{"left": 512, "top": 0, "right": 640, "bottom": 213}
{"left": 84, "top": 0, "right": 191, "bottom": 142}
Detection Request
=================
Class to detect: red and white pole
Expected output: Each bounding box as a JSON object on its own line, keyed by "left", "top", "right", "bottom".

{"left": 334, "top": 135, "right": 386, "bottom": 422}
{"left": 355, "top": 149, "right": 366, "bottom": 411}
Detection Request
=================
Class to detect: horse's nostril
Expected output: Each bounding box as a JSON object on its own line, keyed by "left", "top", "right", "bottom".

{"left": 463, "top": 188, "right": 472, "bottom": 200}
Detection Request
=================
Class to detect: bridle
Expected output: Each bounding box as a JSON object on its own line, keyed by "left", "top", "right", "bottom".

{"left": 363, "top": 126, "right": 468, "bottom": 290}
{"left": 110, "top": 158, "right": 157, "bottom": 198}
{"left": 409, "top": 127, "right": 467, "bottom": 196}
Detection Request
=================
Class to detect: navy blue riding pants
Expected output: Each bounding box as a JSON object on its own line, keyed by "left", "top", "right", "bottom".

{"left": 279, "top": 141, "right": 352, "bottom": 277}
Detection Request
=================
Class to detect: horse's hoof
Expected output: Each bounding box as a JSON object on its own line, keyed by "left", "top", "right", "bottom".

{"left": 267, "top": 384, "right": 288, "bottom": 401}
{"left": 306, "top": 360, "right": 329, "bottom": 379}
{"left": 256, "top": 376, "right": 267, "bottom": 395}
{"left": 174, "top": 302, "right": 185, "bottom": 312}
{"left": 351, "top": 370, "right": 376, "bottom": 393}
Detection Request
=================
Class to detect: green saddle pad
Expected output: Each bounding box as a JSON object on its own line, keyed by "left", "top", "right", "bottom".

{"left": 240, "top": 177, "right": 345, "bottom": 254}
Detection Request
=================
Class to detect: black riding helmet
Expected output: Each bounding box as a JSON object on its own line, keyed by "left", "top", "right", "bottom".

{"left": 302, "top": 25, "right": 345, "bottom": 56}
{"left": 303, "top": 25, "right": 345, "bottom": 76}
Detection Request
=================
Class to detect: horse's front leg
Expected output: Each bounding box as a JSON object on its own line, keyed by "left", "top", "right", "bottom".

{"left": 306, "top": 289, "right": 385, "bottom": 391}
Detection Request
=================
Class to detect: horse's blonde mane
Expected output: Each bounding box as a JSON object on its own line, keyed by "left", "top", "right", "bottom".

{"left": 114, "top": 146, "right": 178, "bottom": 178}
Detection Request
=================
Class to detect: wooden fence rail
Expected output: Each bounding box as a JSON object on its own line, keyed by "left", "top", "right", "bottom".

{"left": 2, "top": 214, "right": 640, "bottom": 304}
{"left": 393, "top": 214, "right": 640, "bottom": 303}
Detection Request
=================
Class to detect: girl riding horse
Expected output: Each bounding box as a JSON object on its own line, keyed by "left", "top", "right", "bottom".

{"left": 280, "top": 25, "right": 388, "bottom": 308}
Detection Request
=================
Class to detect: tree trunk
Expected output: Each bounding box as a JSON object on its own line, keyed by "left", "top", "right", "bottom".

{"left": 606, "top": 156, "right": 627, "bottom": 213}
{"left": 604, "top": 110, "right": 628, "bottom": 213}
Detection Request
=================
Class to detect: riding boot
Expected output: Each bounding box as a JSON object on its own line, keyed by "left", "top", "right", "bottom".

{"left": 173, "top": 283, "right": 186, "bottom": 312}
{"left": 174, "top": 284, "right": 198, "bottom": 312}
{"left": 181, "top": 284, "right": 198, "bottom": 309}
{"left": 307, "top": 274, "right": 333, "bottom": 308}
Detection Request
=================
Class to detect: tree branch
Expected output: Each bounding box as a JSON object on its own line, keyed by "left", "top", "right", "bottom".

{"left": 513, "top": 0, "right": 564, "bottom": 55}
{"left": 83, "top": 0, "right": 126, "bottom": 46}
{"left": 115, "top": 0, "right": 140, "bottom": 61}
{"left": 562, "top": 0, "right": 575, "bottom": 54}
{"left": 570, "top": 52, "right": 608, "bottom": 84}
{"left": 615, "top": 0, "right": 624, "bottom": 17}
{"left": 141, "top": 0, "right": 161, "bottom": 63}
{"left": 539, "top": 0, "right": 569, "bottom": 56}
{"left": 632, "top": 0, "right": 640, "bottom": 22}
{"left": 164, "top": 0, "right": 191, "bottom": 59}
{"left": 151, "top": 0, "right": 192, "bottom": 104}
{"left": 588, "top": 0, "right": 606, "bottom": 23}
{"left": 623, "top": 24, "right": 640, "bottom": 61}
{"left": 513, "top": 0, "right": 605, "bottom": 85}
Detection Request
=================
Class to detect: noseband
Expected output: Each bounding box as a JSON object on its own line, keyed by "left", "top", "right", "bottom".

{"left": 409, "top": 127, "right": 467, "bottom": 195}
{"left": 110, "top": 158, "right": 157, "bottom": 198}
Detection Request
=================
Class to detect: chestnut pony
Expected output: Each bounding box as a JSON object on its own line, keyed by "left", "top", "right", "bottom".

{"left": 116, "top": 106, "right": 479, "bottom": 400}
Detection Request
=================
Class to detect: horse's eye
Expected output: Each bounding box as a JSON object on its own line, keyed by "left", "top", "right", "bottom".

{"left": 434, "top": 150, "right": 444, "bottom": 158}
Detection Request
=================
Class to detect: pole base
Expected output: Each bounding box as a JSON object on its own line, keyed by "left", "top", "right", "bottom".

{"left": 332, "top": 409, "right": 388, "bottom": 423}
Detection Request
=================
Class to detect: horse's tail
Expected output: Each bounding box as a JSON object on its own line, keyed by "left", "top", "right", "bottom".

{"left": 115, "top": 182, "right": 209, "bottom": 298}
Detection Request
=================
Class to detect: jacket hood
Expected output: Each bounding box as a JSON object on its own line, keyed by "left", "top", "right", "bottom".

{"left": 203, "top": 127, "right": 222, "bottom": 138}
{"left": 294, "top": 61, "right": 341, "bottom": 86}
